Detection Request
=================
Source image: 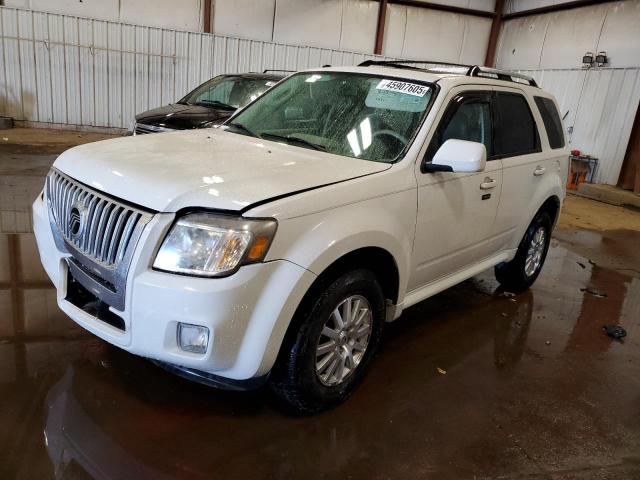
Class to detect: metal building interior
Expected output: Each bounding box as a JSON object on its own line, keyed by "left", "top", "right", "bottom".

{"left": 1, "top": 0, "right": 640, "bottom": 479}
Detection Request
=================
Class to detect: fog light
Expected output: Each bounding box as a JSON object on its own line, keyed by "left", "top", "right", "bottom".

{"left": 177, "top": 323, "right": 209, "bottom": 354}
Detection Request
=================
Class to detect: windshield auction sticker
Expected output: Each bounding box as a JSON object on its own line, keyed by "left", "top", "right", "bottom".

{"left": 376, "top": 79, "right": 429, "bottom": 97}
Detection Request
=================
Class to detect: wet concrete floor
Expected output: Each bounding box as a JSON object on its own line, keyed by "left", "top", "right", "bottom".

{"left": 1, "top": 133, "right": 640, "bottom": 479}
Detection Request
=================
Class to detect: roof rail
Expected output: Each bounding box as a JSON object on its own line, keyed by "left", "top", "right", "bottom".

{"left": 359, "top": 59, "right": 473, "bottom": 72}
{"left": 262, "top": 69, "right": 295, "bottom": 74}
{"left": 357, "top": 60, "right": 538, "bottom": 88}
{"left": 468, "top": 66, "right": 538, "bottom": 87}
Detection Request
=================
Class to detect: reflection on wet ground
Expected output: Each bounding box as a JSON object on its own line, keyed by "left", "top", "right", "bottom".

{"left": 1, "top": 144, "right": 640, "bottom": 479}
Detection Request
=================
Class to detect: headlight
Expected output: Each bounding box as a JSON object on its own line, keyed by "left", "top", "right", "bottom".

{"left": 153, "top": 213, "right": 277, "bottom": 277}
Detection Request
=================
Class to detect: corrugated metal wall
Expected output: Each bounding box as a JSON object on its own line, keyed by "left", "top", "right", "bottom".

{"left": 520, "top": 68, "right": 640, "bottom": 185}
{"left": 0, "top": 6, "right": 391, "bottom": 130}
{"left": 2, "top": 6, "right": 639, "bottom": 186}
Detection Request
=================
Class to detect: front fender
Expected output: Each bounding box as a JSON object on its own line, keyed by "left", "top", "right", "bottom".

{"left": 265, "top": 189, "right": 416, "bottom": 307}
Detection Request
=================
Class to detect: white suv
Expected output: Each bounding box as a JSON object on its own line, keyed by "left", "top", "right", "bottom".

{"left": 33, "top": 62, "right": 569, "bottom": 413}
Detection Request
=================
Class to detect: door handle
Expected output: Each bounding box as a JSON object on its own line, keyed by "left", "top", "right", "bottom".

{"left": 533, "top": 166, "right": 546, "bottom": 176}
{"left": 480, "top": 177, "right": 496, "bottom": 190}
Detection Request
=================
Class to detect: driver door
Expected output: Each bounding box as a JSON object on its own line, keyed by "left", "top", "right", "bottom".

{"left": 408, "top": 87, "right": 503, "bottom": 291}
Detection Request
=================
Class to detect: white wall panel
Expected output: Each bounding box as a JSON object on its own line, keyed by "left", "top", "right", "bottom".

{"left": 340, "top": 0, "right": 378, "bottom": 53}
{"left": 4, "top": 0, "right": 203, "bottom": 31}
{"left": 404, "top": 8, "right": 465, "bottom": 61}
{"left": 0, "top": 6, "right": 392, "bottom": 131}
{"left": 571, "top": 68, "right": 640, "bottom": 184}
{"left": 597, "top": 1, "right": 640, "bottom": 68}
{"left": 21, "top": 0, "right": 119, "bottom": 21}
{"left": 33, "top": 11, "right": 53, "bottom": 124}
{"left": 382, "top": 4, "right": 491, "bottom": 64}
{"left": 213, "top": 0, "right": 275, "bottom": 42}
{"left": 120, "top": 0, "right": 203, "bottom": 31}
{"left": 498, "top": 0, "right": 640, "bottom": 70}
{"left": 459, "top": 16, "right": 492, "bottom": 64}
{"left": 273, "top": 0, "right": 343, "bottom": 50}
{"left": 495, "top": 14, "right": 548, "bottom": 70}
{"left": 63, "top": 14, "right": 81, "bottom": 125}
{"left": 17, "top": 9, "right": 37, "bottom": 120}
{"left": 1, "top": 8, "right": 22, "bottom": 119}
{"left": 3, "top": 0, "right": 29, "bottom": 7}
{"left": 539, "top": 5, "right": 607, "bottom": 69}
{"left": 48, "top": 13, "right": 67, "bottom": 125}
{"left": 381, "top": 4, "right": 406, "bottom": 59}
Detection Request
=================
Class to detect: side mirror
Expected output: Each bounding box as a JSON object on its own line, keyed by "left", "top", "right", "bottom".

{"left": 423, "top": 139, "right": 487, "bottom": 173}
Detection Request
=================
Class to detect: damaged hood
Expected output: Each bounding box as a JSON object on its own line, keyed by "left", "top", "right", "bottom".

{"left": 53, "top": 129, "right": 390, "bottom": 212}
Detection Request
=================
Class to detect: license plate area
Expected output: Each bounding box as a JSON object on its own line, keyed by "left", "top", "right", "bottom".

{"left": 66, "top": 266, "right": 126, "bottom": 331}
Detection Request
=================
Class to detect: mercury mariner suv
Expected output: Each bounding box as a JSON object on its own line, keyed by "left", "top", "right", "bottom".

{"left": 33, "top": 61, "right": 569, "bottom": 413}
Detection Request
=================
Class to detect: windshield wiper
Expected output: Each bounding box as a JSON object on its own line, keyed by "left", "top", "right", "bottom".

{"left": 195, "top": 100, "right": 236, "bottom": 110}
{"left": 260, "top": 133, "right": 327, "bottom": 152}
{"left": 226, "top": 122, "right": 258, "bottom": 138}
{"left": 176, "top": 100, "right": 191, "bottom": 105}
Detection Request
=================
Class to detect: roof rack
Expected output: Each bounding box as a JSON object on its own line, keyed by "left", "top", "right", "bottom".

{"left": 357, "top": 60, "right": 538, "bottom": 88}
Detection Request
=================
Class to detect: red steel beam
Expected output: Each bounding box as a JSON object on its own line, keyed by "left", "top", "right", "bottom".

{"left": 484, "top": 0, "right": 504, "bottom": 67}
{"left": 203, "top": 0, "right": 212, "bottom": 34}
{"left": 388, "top": 0, "right": 495, "bottom": 19}
{"left": 374, "top": 0, "right": 388, "bottom": 55}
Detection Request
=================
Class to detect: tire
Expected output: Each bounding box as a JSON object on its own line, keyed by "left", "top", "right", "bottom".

{"left": 495, "top": 211, "right": 552, "bottom": 292}
{"left": 269, "top": 269, "right": 385, "bottom": 414}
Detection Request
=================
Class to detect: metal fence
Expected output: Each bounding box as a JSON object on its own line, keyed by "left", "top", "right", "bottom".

{"left": 0, "top": 6, "right": 390, "bottom": 130}
{"left": 520, "top": 68, "right": 640, "bottom": 185}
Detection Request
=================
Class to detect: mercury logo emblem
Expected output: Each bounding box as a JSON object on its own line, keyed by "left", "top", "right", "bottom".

{"left": 68, "top": 201, "right": 87, "bottom": 238}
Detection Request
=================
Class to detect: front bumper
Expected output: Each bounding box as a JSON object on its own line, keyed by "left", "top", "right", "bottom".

{"left": 33, "top": 193, "right": 316, "bottom": 381}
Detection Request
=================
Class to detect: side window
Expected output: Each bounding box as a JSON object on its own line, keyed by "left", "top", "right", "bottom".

{"left": 493, "top": 92, "right": 540, "bottom": 157}
{"left": 425, "top": 92, "right": 493, "bottom": 162}
{"left": 534, "top": 96, "right": 565, "bottom": 149}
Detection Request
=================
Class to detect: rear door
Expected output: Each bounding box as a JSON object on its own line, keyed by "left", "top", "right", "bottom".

{"left": 491, "top": 87, "right": 551, "bottom": 251}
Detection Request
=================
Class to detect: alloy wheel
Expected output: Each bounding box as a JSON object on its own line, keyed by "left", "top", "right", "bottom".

{"left": 315, "top": 295, "right": 373, "bottom": 386}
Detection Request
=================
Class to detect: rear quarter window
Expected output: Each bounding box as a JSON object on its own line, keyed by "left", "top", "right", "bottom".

{"left": 534, "top": 96, "right": 565, "bottom": 149}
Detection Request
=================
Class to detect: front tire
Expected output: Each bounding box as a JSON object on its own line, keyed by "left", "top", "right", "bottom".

{"left": 495, "top": 211, "right": 552, "bottom": 292}
{"left": 269, "top": 269, "right": 385, "bottom": 414}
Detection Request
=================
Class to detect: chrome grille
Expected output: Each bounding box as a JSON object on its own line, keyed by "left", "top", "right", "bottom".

{"left": 134, "top": 123, "right": 174, "bottom": 135}
{"left": 46, "top": 169, "right": 150, "bottom": 268}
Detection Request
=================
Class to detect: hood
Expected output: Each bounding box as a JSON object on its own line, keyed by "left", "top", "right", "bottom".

{"left": 135, "top": 104, "right": 234, "bottom": 129}
{"left": 53, "top": 129, "right": 391, "bottom": 212}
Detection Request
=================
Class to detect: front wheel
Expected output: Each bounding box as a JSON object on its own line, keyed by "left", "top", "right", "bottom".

{"left": 269, "top": 269, "right": 385, "bottom": 414}
{"left": 495, "top": 211, "right": 552, "bottom": 292}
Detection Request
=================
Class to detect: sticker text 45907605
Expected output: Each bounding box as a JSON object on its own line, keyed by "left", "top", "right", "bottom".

{"left": 376, "top": 79, "right": 429, "bottom": 97}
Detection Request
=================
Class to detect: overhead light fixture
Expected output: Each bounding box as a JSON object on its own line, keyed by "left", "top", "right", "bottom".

{"left": 582, "top": 52, "right": 594, "bottom": 68}
{"left": 595, "top": 51, "right": 608, "bottom": 67}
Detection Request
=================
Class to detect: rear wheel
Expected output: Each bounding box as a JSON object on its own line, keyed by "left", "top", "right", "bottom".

{"left": 495, "top": 211, "right": 552, "bottom": 292}
{"left": 269, "top": 269, "right": 385, "bottom": 414}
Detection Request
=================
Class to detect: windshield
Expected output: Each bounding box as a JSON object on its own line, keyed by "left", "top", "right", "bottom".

{"left": 225, "top": 72, "right": 434, "bottom": 162}
{"left": 180, "top": 75, "right": 278, "bottom": 109}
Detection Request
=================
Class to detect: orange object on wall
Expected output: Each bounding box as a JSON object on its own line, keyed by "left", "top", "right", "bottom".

{"left": 567, "top": 155, "right": 598, "bottom": 190}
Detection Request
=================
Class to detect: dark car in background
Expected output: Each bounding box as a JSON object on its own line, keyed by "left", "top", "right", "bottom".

{"left": 130, "top": 71, "right": 290, "bottom": 135}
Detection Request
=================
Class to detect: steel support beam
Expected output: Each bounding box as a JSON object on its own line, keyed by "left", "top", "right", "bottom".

{"left": 374, "top": 0, "right": 388, "bottom": 55}
{"left": 388, "top": 0, "right": 495, "bottom": 19}
{"left": 484, "top": 0, "right": 504, "bottom": 67}
{"left": 203, "top": 0, "right": 212, "bottom": 34}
